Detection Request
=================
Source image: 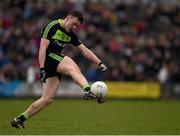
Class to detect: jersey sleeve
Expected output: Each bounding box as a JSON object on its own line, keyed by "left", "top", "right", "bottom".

{"left": 71, "top": 32, "right": 82, "bottom": 46}
{"left": 41, "top": 23, "right": 56, "bottom": 40}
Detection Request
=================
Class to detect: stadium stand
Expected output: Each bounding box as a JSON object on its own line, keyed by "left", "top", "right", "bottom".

{"left": 0, "top": 0, "right": 179, "bottom": 85}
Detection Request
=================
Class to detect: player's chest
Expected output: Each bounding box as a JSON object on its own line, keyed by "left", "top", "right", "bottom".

{"left": 51, "top": 29, "right": 71, "bottom": 43}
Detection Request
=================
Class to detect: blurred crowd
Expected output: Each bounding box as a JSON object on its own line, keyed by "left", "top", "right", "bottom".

{"left": 0, "top": 0, "right": 179, "bottom": 84}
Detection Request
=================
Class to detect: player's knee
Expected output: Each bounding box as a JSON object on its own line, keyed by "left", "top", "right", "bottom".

{"left": 69, "top": 68, "right": 80, "bottom": 75}
{"left": 43, "top": 97, "right": 54, "bottom": 105}
{"left": 31, "top": 97, "right": 54, "bottom": 109}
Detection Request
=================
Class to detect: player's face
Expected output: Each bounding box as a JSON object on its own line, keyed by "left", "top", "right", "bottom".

{"left": 66, "top": 16, "right": 81, "bottom": 32}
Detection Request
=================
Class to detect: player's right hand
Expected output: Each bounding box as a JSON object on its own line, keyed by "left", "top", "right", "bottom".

{"left": 40, "top": 68, "right": 46, "bottom": 84}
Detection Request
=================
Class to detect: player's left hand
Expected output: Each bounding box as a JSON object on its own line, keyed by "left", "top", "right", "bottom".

{"left": 99, "top": 62, "right": 107, "bottom": 72}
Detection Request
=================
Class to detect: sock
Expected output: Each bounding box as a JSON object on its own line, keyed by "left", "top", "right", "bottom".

{"left": 83, "top": 84, "right": 91, "bottom": 92}
{"left": 18, "top": 112, "right": 29, "bottom": 123}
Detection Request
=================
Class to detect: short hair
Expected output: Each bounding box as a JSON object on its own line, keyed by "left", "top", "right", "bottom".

{"left": 68, "top": 11, "right": 84, "bottom": 23}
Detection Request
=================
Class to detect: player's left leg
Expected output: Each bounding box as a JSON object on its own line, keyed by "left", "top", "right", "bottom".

{"left": 56, "top": 56, "right": 99, "bottom": 101}
{"left": 56, "top": 56, "right": 91, "bottom": 92}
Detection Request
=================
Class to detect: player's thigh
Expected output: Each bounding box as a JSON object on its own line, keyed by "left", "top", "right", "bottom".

{"left": 42, "top": 76, "right": 60, "bottom": 99}
{"left": 57, "top": 56, "right": 81, "bottom": 75}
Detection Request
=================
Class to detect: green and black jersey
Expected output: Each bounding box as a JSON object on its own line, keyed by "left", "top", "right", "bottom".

{"left": 41, "top": 19, "right": 81, "bottom": 54}
{"left": 41, "top": 19, "right": 82, "bottom": 79}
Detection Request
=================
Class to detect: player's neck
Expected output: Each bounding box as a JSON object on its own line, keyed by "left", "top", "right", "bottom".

{"left": 60, "top": 19, "right": 65, "bottom": 28}
{"left": 61, "top": 19, "right": 69, "bottom": 32}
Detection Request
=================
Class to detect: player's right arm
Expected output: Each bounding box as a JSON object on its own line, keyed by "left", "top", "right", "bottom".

{"left": 38, "top": 38, "right": 50, "bottom": 83}
{"left": 39, "top": 20, "right": 58, "bottom": 83}
{"left": 39, "top": 38, "right": 50, "bottom": 68}
{"left": 39, "top": 20, "right": 58, "bottom": 67}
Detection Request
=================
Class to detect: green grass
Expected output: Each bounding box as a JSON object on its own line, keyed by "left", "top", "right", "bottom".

{"left": 0, "top": 99, "right": 180, "bottom": 135}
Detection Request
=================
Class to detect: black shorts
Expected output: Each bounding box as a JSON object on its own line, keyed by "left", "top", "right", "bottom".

{"left": 44, "top": 53, "right": 64, "bottom": 80}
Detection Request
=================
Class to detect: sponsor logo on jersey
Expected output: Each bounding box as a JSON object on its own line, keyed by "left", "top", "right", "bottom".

{"left": 53, "top": 40, "right": 67, "bottom": 48}
{"left": 52, "top": 30, "right": 71, "bottom": 42}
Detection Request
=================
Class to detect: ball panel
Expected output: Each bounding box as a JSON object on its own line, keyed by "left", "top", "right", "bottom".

{"left": 91, "top": 81, "right": 108, "bottom": 97}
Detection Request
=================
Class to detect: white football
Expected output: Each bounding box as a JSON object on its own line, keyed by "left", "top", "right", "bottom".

{"left": 91, "top": 81, "right": 108, "bottom": 97}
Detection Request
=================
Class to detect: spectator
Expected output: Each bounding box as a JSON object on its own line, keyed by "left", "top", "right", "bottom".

{"left": 0, "top": 0, "right": 179, "bottom": 82}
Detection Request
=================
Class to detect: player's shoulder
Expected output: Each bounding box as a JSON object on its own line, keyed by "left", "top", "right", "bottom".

{"left": 45, "top": 19, "right": 60, "bottom": 29}
{"left": 41, "top": 19, "right": 59, "bottom": 33}
{"left": 69, "top": 30, "right": 78, "bottom": 37}
{"left": 41, "top": 19, "right": 60, "bottom": 38}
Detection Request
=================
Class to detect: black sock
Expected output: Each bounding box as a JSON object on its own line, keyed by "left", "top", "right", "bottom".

{"left": 83, "top": 85, "right": 91, "bottom": 92}
{"left": 18, "top": 115, "right": 27, "bottom": 123}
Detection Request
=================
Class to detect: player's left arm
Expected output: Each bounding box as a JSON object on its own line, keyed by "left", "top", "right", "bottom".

{"left": 77, "top": 43, "right": 107, "bottom": 72}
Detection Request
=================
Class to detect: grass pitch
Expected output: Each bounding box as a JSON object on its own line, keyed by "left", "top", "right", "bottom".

{"left": 0, "top": 99, "right": 180, "bottom": 135}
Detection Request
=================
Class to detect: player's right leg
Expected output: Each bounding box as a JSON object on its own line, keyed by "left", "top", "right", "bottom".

{"left": 11, "top": 76, "right": 60, "bottom": 129}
